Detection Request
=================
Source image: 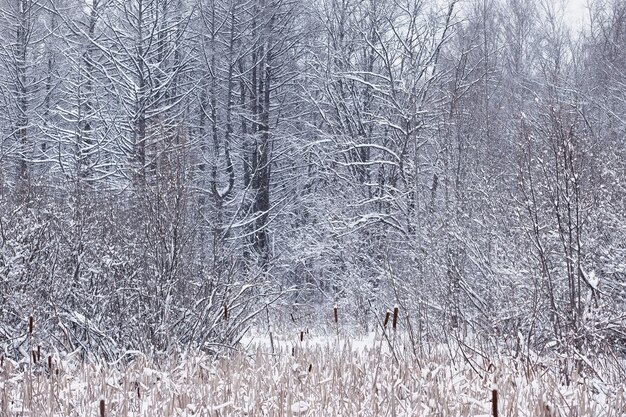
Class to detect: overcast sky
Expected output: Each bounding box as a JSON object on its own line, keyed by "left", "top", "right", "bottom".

{"left": 565, "top": 0, "right": 590, "bottom": 30}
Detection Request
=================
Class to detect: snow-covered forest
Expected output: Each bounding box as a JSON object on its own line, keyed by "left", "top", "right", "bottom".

{"left": 0, "top": 0, "right": 625, "bottom": 381}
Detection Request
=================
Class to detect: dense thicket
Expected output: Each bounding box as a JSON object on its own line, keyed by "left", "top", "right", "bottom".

{"left": 0, "top": 0, "right": 624, "bottom": 369}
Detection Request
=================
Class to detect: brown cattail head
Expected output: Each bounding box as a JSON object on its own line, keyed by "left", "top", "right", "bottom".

{"left": 333, "top": 304, "right": 338, "bottom": 324}
{"left": 491, "top": 389, "right": 498, "bottom": 417}
{"left": 300, "top": 331, "right": 304, "bottom": 342}
{"left": 308, "top": 364, "right": 313, "bottom": 372}
{"left": 48, "top": 355, "right": 52, "bottom": 371}
{"left": 392, "top": 305, "right": 399, "bottom": 331}
{"left": 100, "top": 399, "right": 105, "bottom": 417}
{"left": 28, "top": 316, "right": 34, "bottom": 335}
{"left": 383, "top": 310, "right": 391, "bottom": 328}
{"left": 32, "top": 350, "right": 37, "bottom": 364}
{"left": 37, "top": 345, "right": 41, "bottom": 362}
{"left": 223, "top": 305, "right": 228, "bottom": 321}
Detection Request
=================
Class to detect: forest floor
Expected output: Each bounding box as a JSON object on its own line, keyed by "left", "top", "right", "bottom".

{"left": 1, "top": 331, "right": 624, "bottom": 416}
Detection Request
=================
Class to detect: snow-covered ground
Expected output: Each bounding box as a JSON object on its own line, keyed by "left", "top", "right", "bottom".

{"left": 1, "top": 332, "right": 624, "bottom": 416}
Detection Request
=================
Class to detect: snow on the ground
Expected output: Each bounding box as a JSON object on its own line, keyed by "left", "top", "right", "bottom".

{"left": 0, "top": 331, "right": 624, "bottom": 416}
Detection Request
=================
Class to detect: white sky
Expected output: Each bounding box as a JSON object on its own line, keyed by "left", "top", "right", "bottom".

{"left": 564, "top": 0, "right": 590, "bottom": 30}
{"left": 452, "top": 0, "right": 591, "bottom": 31}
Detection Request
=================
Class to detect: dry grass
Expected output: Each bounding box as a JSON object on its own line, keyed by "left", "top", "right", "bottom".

{"left": 1, "top": 334, "right": 624, "bottom": 416}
